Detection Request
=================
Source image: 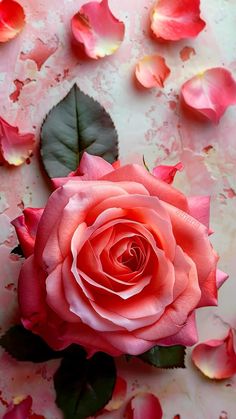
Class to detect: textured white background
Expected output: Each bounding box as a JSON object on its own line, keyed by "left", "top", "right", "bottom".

{"left": 0, "top": 0, "right": 236, "bottom": 417}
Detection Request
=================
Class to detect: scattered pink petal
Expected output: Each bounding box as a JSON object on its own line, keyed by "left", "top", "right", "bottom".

{"left": 181, "top": 68, "right": 236, "bottom": 123}
{"left": 180, "top": 46, "right": 196, "bottom": 62}
{"left": 135, "top": 55, "right": 170, "bottom": 89}
{"left": 0, "top": 0, "right": 25, "bottom": 43}
{"left": 192, "top": 329, "right": 236, "bottom": 379}
{"left": 150, "top": 0, "right": 206, "bottom": 41}
{"left": 3, "top": 396, "right": 32, "bottom": 419}
{"left": 20, "top": 37, "right": 59, "bottom": 70}
{"left": 153, "top": 162, "right": 183, "bottom": 183}
{"left": 124, "top": 393, "right": 163, "bottom": 419}
{"left": 105, "top": 377, "right": 127, "bottom": 411}
{"left": 71, "top": 0, "right": 125, "bottom": 59}
{"left": 0, "top": 117, "right": 35, "bottom": 166}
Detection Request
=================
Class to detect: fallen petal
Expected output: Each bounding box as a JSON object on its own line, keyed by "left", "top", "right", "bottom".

{"left": 135, "top": 55, "right": 170, "bottom": 88}
{"left": 192, "top": 329, "right": 236, "bottom": 379}
{"left": 105, "top": 376, "right": 127, "bottom": 411}
{"left": 180, "top": 46, "right": 196, "bottom": 62}
{"left": 153, "top": 162, "right": 183, "bottom": 183}
{"left": 3, "top": 396, "right": 32, "bottom": 419}
{"left": 71, "top": 0, "right": 125, "bottom": 59}
{"left": 124, "top": 393, "right": 163, "bottom": 419}
{"left": 0, "top": 0, "right": 25, "bottom": 43}
{"left": 181, "top": 68, "right": 236, "bottom": 123}
{"left": 0, "top": 117, "right": 35, "bottom": 166}
{"left": 150, "top": 0, "right": 206, "bottom": 41}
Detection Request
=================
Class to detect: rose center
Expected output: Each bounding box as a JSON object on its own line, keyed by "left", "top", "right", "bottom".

{"left": 120, "top": 242, "right": 144, "bottom": 271}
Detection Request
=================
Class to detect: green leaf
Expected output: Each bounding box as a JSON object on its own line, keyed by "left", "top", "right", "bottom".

{"left": 0, "top": 325, "right": 65, "bottom": 363}
{"left": 139, "top": 345, "right": 186, "bottom": 369}
{"left": 54, "top": 349, "right": 116, "bottom": 419}
{"left": 40, "top": 84, "right": 118, "bottom": 178}
{"left": 11, "top": 244, "right": 24, "bottom": 258}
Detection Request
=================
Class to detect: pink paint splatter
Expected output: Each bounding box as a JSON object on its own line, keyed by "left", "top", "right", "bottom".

{"left": 203, "top": 145, "right": 214, "bottom": 153}
{"left": 169, "top": 100, "right": 177, "bottom": 110}
{"left": 10, "top": 79, "right": 32, "bottom": 102}
{"left": 4, "top": 283, "right": 16, "bottom": 292}
{"left": 223, "top": 188, "right": 236, "bottom": 199}
{"left": 20, "top": 37, "right": 59, "bottom": 70}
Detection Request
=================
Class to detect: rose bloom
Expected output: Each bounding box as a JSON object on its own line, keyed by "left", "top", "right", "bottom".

{"left": 13, "top": 153, "right": 227, "bottom": 356}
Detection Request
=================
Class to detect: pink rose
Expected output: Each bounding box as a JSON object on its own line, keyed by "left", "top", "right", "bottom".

{"left": 13, "top": 153, "right": 226, "bottom": 357}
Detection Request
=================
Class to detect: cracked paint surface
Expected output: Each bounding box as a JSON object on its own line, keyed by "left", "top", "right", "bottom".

{"left": 0, "top": 0, "right": 236, "bottom": 418}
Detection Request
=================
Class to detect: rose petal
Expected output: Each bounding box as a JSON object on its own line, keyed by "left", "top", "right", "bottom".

{"left": 3, "top": 395, "right": 32, "bottom": 419}
{"left": 135, "top": 55, "right": 170, "bottom": 89}
{"left": 0, "top": 0, "right": 25, "bottom": 43}
{"left": 192, "top": 329, "right": 236, "bottom": 379}
{"left": 161, "top": 201, "right": 218, "bottom": 307}
{"left": 153, "top": 162, "right": 183, "bottom": 184}
{"left": 156, "top": 311, "right": 198, "bottom": 346}
{"left": 70, "top": 152, "right": 114, "bottom": 178}
{"left": 102, "top": 164, "right": 189, "bottom": 212}
{"left": 39, "top": 182, "right": 142, "bottom": 271}
{"left": 19, "top": 256, "right": 47, "bottom": 331}
{"left": 181, "top": 68, "right": 236, "bottom": 123}
{"left": 105, "top": 376, "right": 127, "bottom": 411}
{"left": 135, "top": 253, "right": 200, "bottom": 345}
{"left": 51, "top": 152, "right": 115, "bottom": 190}
{"left": 216, "top": 269, "right": 229, "bottom": 289}
{"left": 0, "top": 117, "right": 35, "bottom": 166}
{"left": 53, "top": 320, "right": 122, "bottom": 356}
{"left": 46, "top": 263, "right": 80, "bottom": 323}
{"left": 150, "top": 0, "right": 206, "bottom": 41}
{"left": 124, "top": 393, "right": 163, "bottom": 419}
{"left": 88, "top": 193, "right": 176, "bottom": 259}
{"left": 12, "top": 208, "right": 44, "bottom": 257}
{"left": 187, "top": 196, "right": 210, "bottom": 229}
{"left": 71, "top": 0, "right": 125, "bottom": 59}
